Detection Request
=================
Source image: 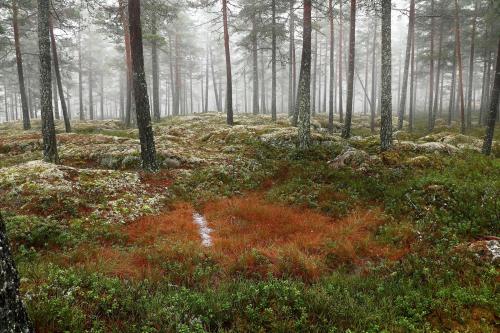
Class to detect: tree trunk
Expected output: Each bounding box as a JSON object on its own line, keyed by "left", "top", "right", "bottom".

{"left": 120, "top": 70, "right": 125, "bottom": 119}
{"left": 341, "top": 0, "right": 356, "bottom": 139}
{"left": 244, "top": 66, "right": 248, "bottom": 113}
{"left": 52, "top": 68, "right": 60, "bottom": 120}
{"left": 12, "top": 0, "right": 31, "bottom": 130}
{"left": 397, "top": 0, "right": 414, "bottom": 130}
{"left": 479, "top": 49, "right": 491, "bottom": 126}
{"left": 482, "top": 37, "right": 500, "bottom": 155}
{"left": 431, "top": 20, "right": 444, "bottom": 128}
{"left": 49, "top": 17, "right": 71, "bottom": 132}
{"left": 466, "top": 1, "right": 478, "bottom": 129}
{"left": 100, "top": 73, "right": 104, "bottom": 119}
{"left": 271, "top": 0, "right": 277, "bottom": 121}
{"left": 426, "top": 0, "right": 435, "bottom": 132}
{"left": 119, "top": 0, "right": 133, "bottom": 127}
{"left": 38, "top": 0, "right": 58, "bottom": 163}
{"left": 370, "top": 20, "right": 377, "bottom": 133}
{"left": 78, "top": 5, "right": 84, "bottom": 120}
{"left": 454, "top": 0, "right": 466, "bottom": 134}
{"left": 173, "top": 32, "right": 182, "bottom": 116}
{"left": 128, "top": 0, "right": 157, "bottom": 171}
{"left": 338, "top": 0, "right": 344, "bottom": 123}
{"left": 296, "top": 0, "right": 312, "bottom": 149}
{"left": 289, "top": 0, "right": 296, "bottom": 118}
{"left": 380, "top": 0, "right": 392, "bottom": 151}
{"left": 328, "top": 0, "right": 335, "bottom": 133}
{"left": 252, "top": 15, "right": 259, "bottom": 115}
{"left": 151, "top": 14, "right": 160, "bottom": 122}
{"left": 0, "top": 211, "right": 34, "bottom": 332}
{"left": 448, "top": 45, "right": 457, "bottom": 126}
{"left": 222, "top": 0, "right": 233, "bottom": 124}
{"left": 204, "top": 41, "right": 209, "bottom": 113}
{"left": 312, "top": 31, "right": 317, "bottom": 116}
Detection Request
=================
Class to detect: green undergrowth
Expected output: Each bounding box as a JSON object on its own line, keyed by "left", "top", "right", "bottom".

{"left": 1, "top": 115, "right": 498, "bottom": 332}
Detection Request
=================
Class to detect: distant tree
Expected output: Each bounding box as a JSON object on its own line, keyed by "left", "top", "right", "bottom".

{"left": 454, "top": 0, "right": 466, "bottom": 134}
{"left": 0, "top": 211, "right": 33, "bottom": 333}
{"left": 397, "top": 0, "right": 415, "bottom": 130}
{"left": 296, "top": 0, "right": 312, "bottom": 149}
{"left": 12, "top": 0, "right": 31, "bottom": 130}
{"left": 482, "top": 37, "right": 499, "bottom": 156}
{"left": 38, "top": 0, "right": 59, "bottom": 163}
{"left": 380, "top": 0, "right": 392, "bottom": 151}
{"left": 49, "top": 16, "right": 71, "bottom": 132}
{"left": 328, "top": 0, "right": 335, "bottom": 133}
{"left": 128, "top": 0, "right": 158, "bottom": 171}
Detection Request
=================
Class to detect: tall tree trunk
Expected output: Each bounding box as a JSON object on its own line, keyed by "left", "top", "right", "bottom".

{"left": 466, "top": 1, "right": 478, "bottom": 130}
{"left": 78, "top": 5, "right": 84, "bottom": 120}
{"left": 427, "top": 0, "right": 435, "bottom": 132}
{"left": 244, "top": 66, "right": 248, "bottom": 113}
{"left": 119, "top": 0, "right": 133, "bottom": 127}
{"left": 128, "top": 0, "right": 157, "bottom": 171}
{"left": 454, "top": 0, "right": 466, "bottom": 134}
{"left": 0, "top": 211, "right": 34, "bottom": 332}
{"left": 88, "top": 54, "right": 93, "bottom": 120}
{"left": 296, "top": 0, "right": 312, "bottom": 149}
{"left": 52, "top": 69, "right": 60, "bottom": 120}
{"left": 271, "top": 0, "right": 277, "bottom": 121}
{"left": 209, "top": 46, "right": 221, "bottom": 113}
{"left": 312, "top": 31, "right": 317, "bottom": 115}
{"left": 49, "top": 17, "right": 71, "bottom": 132}
{"left": 431, "top": 20, "right": 444, "bottom": 128}
{"left": 318, "top": 43, "right": 322, "bottom": 116}
{"left": 289, "top": 0, "right": 296, "bottom": 117}
{"left": 260, "top": 49, "right": 267, "bottom": 114}
{"left": 341, "top": 0, "right": 356, "bottom": 138}
{"left": 482, "top": 38, "right": 500, "bottom": 155}
{"left": 100, "top": 73, "right": 104, "bottom": 119}
{"left": 119, "top": 70, "right": 125, "bottom": 119}
{"left": 380, "top": 0, "right": 392, "bottom": 151}
{"left": 370, "top": 20, "right": 377, "bottom": 133}
{"left": 12, "top": 0, "right": 30, "bottom": 130}
{"left": 328, "top": 0, "right": 335, "bottom": 133}
{"left": 338, "top": 0, "right": 344, "bottom": 123}
{"left": 38, "top": 0, "right": 58, "bottom": 163}
{"left": 252, "top": 15, "right": 259, "bottom": 115}
{"left": 222, "top": 0, "right": 233, "bottom": 124}
{"left": 204, "top": 41, "right": 209, "bottom": 113}
{"left": 151, "top": 14, "right": 160, "bottom": 122}
{"left": 323, "top": 45, "right": 327, "bottom": 114}
{"left": 448, "top": 44, "right": 457, "bottom": 126}
{"left": 479, "top": 49, "right": 490, "bottom": 126}
{"left": 397, "top": 0, "right": 414, "bottom": 130}
{"left": 173, "top": 32, "right": 182, "bottom": 116}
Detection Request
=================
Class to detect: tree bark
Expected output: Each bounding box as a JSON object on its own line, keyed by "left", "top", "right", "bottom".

{"left": 252, "top": 15, "right": 259, "bottom": 115}
{"left": 370, "top": 20, "right": 377, "bottom": 133}
{"left": 12, "top": 0, "right": 31, "bottom": 130}
{"left": 328, "top": 0, "right": 335, "bottom": 133}
{"left": 78, "top": 4, "right": 84, "bottom": 120}
{"left": 289, "top": 0, "right": 296, "bottom": 118}
{"left": 431, "top": 20, "right": 444, "bottom": 129}
{"left": 380, "top": 0, "right": 392, "bottom": 151}
{"left": 128, "top": 0, "right": 158, "bottom": 171}
{"left": 271, "top": 0, "right": 277, "bottom": 121}
{"left": 466, "top": 1, "right": 478, "bottom": 130}
{"left": 341, "top": 0, "right": 356, "bottom": 139}
{"left": 312, "top": 31, "right": 317, "bottom": 116}
{"left": 482, "top": 37, "right": 500, "bottom": 155}
{"left": 49, "top": 17, "right": 71, "bottom": 132}
{"left": 38, "top": 0, "right": 58, "bottom": 163}
{"left": 397, "top": 0, "right": 414, "bottom": 130}
{"left": 296, "top": 0, "right": 312, "bottom": 149}
{"left": 454, "top": 0, "right": 466, "bottom": 134}
{"left": 151, "top": 14, "right": 160, "bottom": 122}
{"left": 0, "top": 211, "right": 34, "bottom": 333}
{"left": 204, "top": 41, "right": 209, "bottom": 113}
{"left": 427, "top": 0, "right": 435, "bottom": 132}
{"left": 119, "top": 0, "right": 133, "bottom": 127}
{"left": 338, "top": 0, "right": 344, "bottom": 123}
{"left": 222, "top": 0, "right": 233, "bottom": 124}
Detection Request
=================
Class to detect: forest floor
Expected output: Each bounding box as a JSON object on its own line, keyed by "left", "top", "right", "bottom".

{"left": 0, "top": 113, "right": 499, "bottom": 332}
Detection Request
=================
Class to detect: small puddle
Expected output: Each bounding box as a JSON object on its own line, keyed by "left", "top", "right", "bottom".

{"left": 192, "top": 212, "right": 213, "bottom": 247}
